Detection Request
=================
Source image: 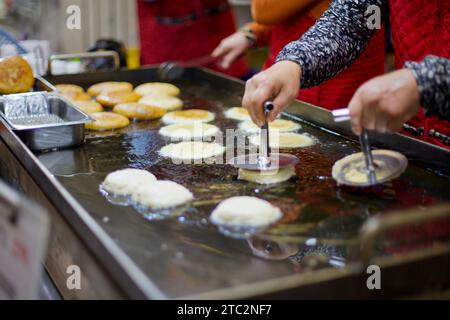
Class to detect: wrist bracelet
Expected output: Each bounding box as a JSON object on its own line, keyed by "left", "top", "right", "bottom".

{"left": 239, "top": 27, "right": 257, "bottom": 47}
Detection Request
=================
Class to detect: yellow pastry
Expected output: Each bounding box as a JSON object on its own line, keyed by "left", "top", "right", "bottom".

{"left": 85, "top": 112, "right": 130, "bottom": 131}
{"left": 87, "top": 81, "right": 133, "bottom": 96}
{"left": 224, "top": 107, "right": 251, "bottom": 121}
{"left": 159, "top": 123, "right": 221, "bottom": 140}
{"left": 134, "top": 82, "right": 180, "bottom": 97}
{"left": 249, "top": 132, "right": 316, "bottom": 149}
{"left": 73, "top": 101, "right": 104, "bottom": 114}
{"left": 162, "top": 109, "right": 215, "bottom": 124}
{"left": 239, "top": 119, "right": 301, "bottom": 134}
{"left": 96, "top": 91, "right": 141, "bottom": 107}
{"left": 60, "top": 91, "right": 92, "bottom": 102}
{"left": 0, "top": 56, "right": 35, "bottom": 94}
{"left": 113, "top": 103, "right": 166, "bottom": 120}
{"left": 55, "top": 84, "right": 84, "bottom": 95}
{"left": 139, "top": 95, "right": 183, "bottom": 111}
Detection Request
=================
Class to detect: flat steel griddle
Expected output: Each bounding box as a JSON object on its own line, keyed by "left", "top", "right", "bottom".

{"left": 2, "top": 67, "right": 449, "bottom": 299}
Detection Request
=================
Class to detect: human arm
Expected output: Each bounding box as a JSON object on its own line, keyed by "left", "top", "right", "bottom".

{"left": 211, "top": 23, "right": 272, "bottom": 69}
{"left": 348, "top": 56, "right": 450, "bottom": 135}
{"left": 243, "top": 0, "right": 387, "bottom": 125}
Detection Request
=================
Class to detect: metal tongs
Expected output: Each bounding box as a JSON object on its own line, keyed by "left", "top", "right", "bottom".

{"left": 229, "top": 101, "right": 299, "bottom": 171}
{"left": 158, "top": 55, "right": 220, "bottom": 81}
{"left": 332, "top": 108, "right": 377, "bottom": 185}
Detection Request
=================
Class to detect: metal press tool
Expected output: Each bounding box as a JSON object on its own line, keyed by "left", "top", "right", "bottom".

{"left": 229, "top": 101, "right": 299, "bottom": 171}
{"left": 331, "top": 108, "right": 407, "bottom": 187}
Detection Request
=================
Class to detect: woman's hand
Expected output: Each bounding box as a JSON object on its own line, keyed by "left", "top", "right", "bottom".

{"left": 242, "top": 61, "right": 301, "bottom": 127}
{"left": 212, "top": 32, "right": 252, "bottom": 69}
{"left": 348, "top": 69, "right": 420, "bottom": 135}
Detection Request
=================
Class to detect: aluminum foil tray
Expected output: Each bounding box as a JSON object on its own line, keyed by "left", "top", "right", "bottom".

{"left": 0, "top": 92, "right": 91, "bottom": 151}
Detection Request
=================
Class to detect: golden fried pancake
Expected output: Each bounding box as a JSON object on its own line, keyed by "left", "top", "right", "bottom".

{"left": 87, "top": 82, "right": 133, "bottom": 96}
{"left": 113, "top": 103, "right": 166, "bottom": 120}
{"left": 249, "top": 132, "right": 316, "bottom": 149}
{"left": 0, "top": 56, "right": 35, "bottom": 94}
{"left": 134, "top": 82, "right": 180, "bottom": 97}
{"left": 96, "top": 91, "right": 141, "bottom": 107}
{"left": 73, "top": 101, "right": 104, "bottom": 114}
{"left": 139, "top": 95, "right": 183, "bottom": 111}
{"left": 159, "top": 123, "right": 221, "bottom": 140}
{"left": 60, "top": 91, "right": 92, "bottom": 102}
{"left": 162, "top": 109, "right": 215, "bottom": 124}
{"left": 239, "top": 119, "right": 301, "bottom": 134}
{"left": 224, "top": 107, "right": 251, "bottom": 121}
{"left": 85, "top": 112, "right": 130, "bottom": 131}
{"left": 55, "top": 84, "right": 84, "bottom": 95}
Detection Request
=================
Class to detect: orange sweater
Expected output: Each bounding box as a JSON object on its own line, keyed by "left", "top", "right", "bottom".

{"left": 247, "top": 0, "right": 332, "bottom": 45}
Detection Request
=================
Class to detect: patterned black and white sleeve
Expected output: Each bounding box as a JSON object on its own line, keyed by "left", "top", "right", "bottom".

{"left": 405, "top": 56, "right": 450, "bottom": 120}
{"left": 275, "top": 0, "right": 387, "bottom": 88}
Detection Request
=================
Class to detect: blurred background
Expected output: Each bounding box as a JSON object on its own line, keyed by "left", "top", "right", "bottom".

{"left": 0, "top": 0, "right": 269, "bottom": 69}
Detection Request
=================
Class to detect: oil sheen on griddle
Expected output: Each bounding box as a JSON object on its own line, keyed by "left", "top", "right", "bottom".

{"left": 48, "top": 78, "right": 450, "bottom": 250}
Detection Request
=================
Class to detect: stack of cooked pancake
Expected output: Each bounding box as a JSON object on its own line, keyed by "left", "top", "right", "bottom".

{"left": 56, "top": 81, "right": 183, "bottom": 131}
{"left": 0, "top": 56, "right": 35, "bottom": 94}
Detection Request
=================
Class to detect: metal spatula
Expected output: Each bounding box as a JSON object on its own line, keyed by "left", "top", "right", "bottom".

{"left": 229, "top": 101, "right": 299, "bottom": 171}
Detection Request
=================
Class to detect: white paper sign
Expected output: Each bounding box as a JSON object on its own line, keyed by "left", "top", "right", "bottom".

{"left": 0, "top": 182, "right": 49, "bottom": 300}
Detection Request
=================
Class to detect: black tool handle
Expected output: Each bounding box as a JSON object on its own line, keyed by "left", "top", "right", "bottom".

{"left": 264, "top": 101, "right": 274, "bottom": 114}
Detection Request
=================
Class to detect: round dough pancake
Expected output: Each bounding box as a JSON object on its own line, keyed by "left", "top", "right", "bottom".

{"left": 132, "top": 180, "right": 193, "bottom": 209}
{"left": 87, "top": 82, "right": 133, "bottom": 96}
{"left": 113, "top": 103, "right": 166, "bottom": 120}
{"left": 238, "top": 166, "right": 296, "bottom": 185}
{"left": 159, "top": 141, "right": 225, "bottom": 160}
{"left": 249, "top": 132, "right": 316, "bottom": 149}
{"left": 96, "top": 91, "right": 141, "bottom": 107}
{"left": 55, "top": 84, "right": 84, "bottom": 94}
{"left": 102, "top": 169, "right": 157, "bottom": 196}
{"left": 224, "top": 107, "right": 251, "bottom": 121}
{"left": 239, "top": 119, "right": 301, "bottom": 134}
{"left": 162, "top": 109, "right": 215, "bottom": 124}
{"left": 159, "top": 123, "right": 221, "bottom": 140}
{"left": 85, "top": 112, "right": 130, "bottom": 131}
{"left": 134, "top": 82, "right": 180, "bottom": 97}
{"left": 0, "top": 56, "right": 34, "bottom": 94}
{"left": 139, "top": 95, "right": 183, "bottom": 111}
{"left": 73, "top": 100, "right": 104, "bottom": 114}
{"left": 210, "top": 196, "right": 282, "bottom": 227}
